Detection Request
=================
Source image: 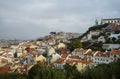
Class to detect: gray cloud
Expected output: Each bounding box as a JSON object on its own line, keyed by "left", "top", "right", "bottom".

{"left": 0, "top": 0, "right": 120, "bottom": 39}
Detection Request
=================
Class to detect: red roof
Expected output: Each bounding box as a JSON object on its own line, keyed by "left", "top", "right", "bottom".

{"left": 111, "top": 50, "right": 120, "bottom": 55}
{"left": 85, "top": 50, "right": 93, "bottom": 56}
{"left": 66, "top": 60, "right": 80, "bottom": 64}
{"left": 61, "top": 54, "right": 69, "bottom": 58}
{"left": 1, "top": 58, "right": 8, "bottom": 63}
{"left": 81, "top": 60, "right": 92, "bottom": 64}
{"left": 68, "top": 55, "right": 80, "bottom": 59}
{"left": 0, "top": 65, "right": 11, "bottom": 74}
{"left": 55, "top": 58, "right": 65, "bottom": 64}
{"left": 94, "top": 51, "right": 110, "bottom": 57}
{"left": 79, "top": 57, "right": 92, "bottom": 64}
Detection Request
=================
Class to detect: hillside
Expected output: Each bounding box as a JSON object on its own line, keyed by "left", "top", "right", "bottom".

{"left": 78, "top": 23, "right": 109, "bottom": 39}
{"left": 69, "top": 23, "right": 120, "bottom": 51}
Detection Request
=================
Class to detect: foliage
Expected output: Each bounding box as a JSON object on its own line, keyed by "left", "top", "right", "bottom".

{"left": 63, "top": 64, "right": 78, "bottom": 79}
{"left": 89, "top": 23, "right": 109, "bottom": 31}
{"left": 0, "top": 73, "right": 27, "bottom": 79}
{"left": 36, "top": 38, "right": 43, "bottom": 41}
{"left": 67, "top": 39, "right": 83, "bottom": 52}
{"left": 91, "top": 35, "right": 99, "bottom": 39}
{"left": 111, "top": 37, "right": 117, "bottom": 43}
{"left": 82, "top": 59, "right": 120, "bottom": 79}
{"left": 78, "top": 23, "right": 109, "bottom": 40}
{"left": 82, "top": 41, "right": 104, "bottom": 51}
{"left": 116, "top": 38, "right": 120, "bottom": 44}
{"left": 28, "top": 64, "right": 65, "bottom": 79}
{"left": 89, "top": 42, "right": 104, "bottom": 51}
{"left": 82, "top": 41, "right": 91, "bottom": 49}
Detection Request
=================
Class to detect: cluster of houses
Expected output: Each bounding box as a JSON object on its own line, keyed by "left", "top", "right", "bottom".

{"left": 54, "top": 48, "right": 120, "bottom": 71}
{"left": 0, "top": 32, "right": 81, "bottom": 74}
{"left": 0, "top": 38, "right": 120, "bottom": 74}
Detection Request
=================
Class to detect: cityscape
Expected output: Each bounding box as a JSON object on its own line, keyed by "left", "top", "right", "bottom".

{"left": 0, "top": 0, "right": 120, "bottom": 79}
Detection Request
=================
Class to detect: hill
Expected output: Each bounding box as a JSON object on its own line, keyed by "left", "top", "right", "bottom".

{"left": 78, "top": 23, "right": 109, "bottom": 39}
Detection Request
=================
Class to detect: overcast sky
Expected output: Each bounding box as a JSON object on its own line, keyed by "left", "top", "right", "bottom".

{"left": 0, "top": 0, "right": 120, "bottom": 40}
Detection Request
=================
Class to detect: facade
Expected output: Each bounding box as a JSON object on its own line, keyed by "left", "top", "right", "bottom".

{"left": 101, "top": 18, "right": 120, "bottom": 25}
{"left": 93, "top": 51, "right": 110, "bottom": 66}
{"left": 102, "top": 44, "right": 120, "bottom": 50}
{"left": 98, "top": 36, "right": 106, "bottom": 43}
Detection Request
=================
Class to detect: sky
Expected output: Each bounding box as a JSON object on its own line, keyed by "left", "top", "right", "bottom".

{"left": 0, "top": 0, "right": 120, "bottom": 40}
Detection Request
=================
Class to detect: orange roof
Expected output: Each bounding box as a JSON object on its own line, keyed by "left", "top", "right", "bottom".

{"left": 85, "top": 51, "right": 93, "bottom": 56}
{"left": 55, "top": 58, "right": 65, "bottom": 64}
{"left": 68, "top": 55, "right": 80, "bottom": 59}
{"left": 81, "top": 60, "right": 92, "bottom": 64}
{"left": 95, "top": 51, "right": 110, "bottom": 57}
{"left": 1, "top": 58, "right": 8, "bottom": 63}
{"left": 111, "top": 50, "right": 120, "bottom": 55}
{"left": 61, "top": 54, "right": 69, "bottom": 58}
{"left": 79, "top": 57, "right": 93, "bottom": 64}
{"left": 0, "top": 65, "right": 11, "bottom": 74}
{"left": 66, "top": 60, "right": 80, "bottom": 64}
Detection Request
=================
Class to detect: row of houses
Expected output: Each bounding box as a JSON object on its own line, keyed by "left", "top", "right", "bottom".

{"left": 54, "top": 48, "right": 120, "bottom": 71}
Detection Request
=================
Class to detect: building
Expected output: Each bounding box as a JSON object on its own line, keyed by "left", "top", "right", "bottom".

{"left": 101, "top": 18, "right": 120, "bottom": 25}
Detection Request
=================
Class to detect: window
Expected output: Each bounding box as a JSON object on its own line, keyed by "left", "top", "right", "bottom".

{"left": 95, "top": 58, "right": 96, "bottom": 60}
{"left": 111, "top": 58, "right": 113, "bottom": 60}
{"left": 111, "top": 20, "right": 113, "bottom": 23}
{"left": 118, "top": 20, "right": 119, "bottom": 23}
{"left": 106, "top": 59, "right": 108, "bottom": 62}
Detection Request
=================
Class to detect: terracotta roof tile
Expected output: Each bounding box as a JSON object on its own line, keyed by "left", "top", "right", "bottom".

{"left": 95, "top": 51, "right": 110, "bottom": 57}
{"left": 0, "top": 65, "right": 11, "bottom": 74}
{"left": 61, "top": 54, "right": 69, "bottom": 58}
{"left": 1, "top": 58, "right": 8, "bottom": 63}
{"left": 66, "top": 60, "right": 80, "bottom": 64}
{"left": 55, "top": 58, "right": 65, "bottom": 64}
{"left": 111, "top": 50, "right": 120, "bottom": 55}
{"left": 81, "top": 60, "right": 92, "bottom": 64}
{"left": 68, "top": 55, "right": 80, "bottom": 59}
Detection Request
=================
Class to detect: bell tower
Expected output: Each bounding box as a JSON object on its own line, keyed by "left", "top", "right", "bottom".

{"left": 95, "top": 19, "right": 99, "bottom": 25}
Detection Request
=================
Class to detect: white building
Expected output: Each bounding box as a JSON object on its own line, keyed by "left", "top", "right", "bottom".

{"left": 102, "top": 44, "right": 120, "bottom": 50}
{"left": 98, "top": 36, "right": 106, "bottom": 43}
{"left": 101, "top": 18, "right": 120, "bottom": 25}
{"left": 93, "top": 51, "right": 110, "bottom": 66}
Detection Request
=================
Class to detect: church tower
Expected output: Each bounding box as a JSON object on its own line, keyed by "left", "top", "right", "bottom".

{"left": 95, "top": 19, "right": 99, "bottom": 25}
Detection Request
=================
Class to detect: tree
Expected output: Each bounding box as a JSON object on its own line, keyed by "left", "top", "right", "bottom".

{"left": 28, "top": 64, "right": 66, "bottom": 79}
{"left": 64, "top": 64, "right": 78, "bottom": 79}
{"left": 67, "top": 39, "right": 82, "bottom": 52}
{"left": 116, "top": 38, "right": 120, "bottom": 44}
{"left": 111, "top": 37, "right": 117, "bottom": 43}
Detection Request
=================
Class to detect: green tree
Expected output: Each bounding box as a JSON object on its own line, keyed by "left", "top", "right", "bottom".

{"left": 28, "top": 64, "right": 66, "bottom": 79}
{"left": 67, "top": 39, "right": 82, "bottom": 52}
{"left": 64, "top": 64, "right": 78, "bottom": 79}
{"left": 112, "top": 37, "right": 117, "bottom": 43}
